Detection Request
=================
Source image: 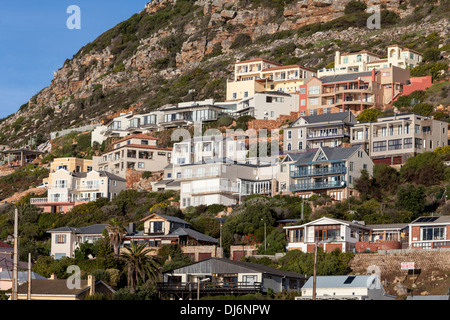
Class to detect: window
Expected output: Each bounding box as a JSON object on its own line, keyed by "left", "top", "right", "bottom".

{"left": 287, "top": 143, "right": 292, "bottom": 151}
{"left": 404, "top": 138, "right": 412, "bottom": 149}
{"left": 141, "top": 140, "right": 149, "bottom": 145}
{"left": 373, "top": 141, "right": 387, "bottom": 152}
{"left": 150, "top": 221, "right": 164, "bottom": 233}
{"left": 398, "top": 125, "right": 402, "bottom": 135}
{"left": 343, "top": 57, "right": 348, "bottom": 64}
{"left": 415, "top": 138, "right": 422, "bottom": 149}
{"left": 56, "top": 234, "right": 66, "bottom": 244}
{"left": 287, "top": 131, "right": 292, "bottom": 139}
{"left": 138, "top": 162, "right": 145, "bottom": 169}
{"left": 309, "top": 98, "right": 319, "bottom": 105}
{"left": 356, "top": 55, "right": 362, "bottom": 62}
{"left": 289, "top": 229, "right": 304, "bottom": 242}
{"left": 300, "top": 99, "right": 306, "bottom": 106}
{"left": 421, "top": 227, "right": 445, "bottom": 241}
{"left": 298, "top": 141, "right": 303, "bottom": 150}
{"left": 232, "top": 92, "right": 237, "bottom": 99}
{"left": 244, "top": 91, "right": 249, "bottom": 98}
{"left": 299, "top": 87, "right": 306, "bottom": 94}
{"left": 308, "top": 86, "right": 320, "bottom": 95}
{"left": 388, "top": 139, "right": 402, "bottom": 150}
{"left": 349, "top": 162, "right": 354, "bottom": 172}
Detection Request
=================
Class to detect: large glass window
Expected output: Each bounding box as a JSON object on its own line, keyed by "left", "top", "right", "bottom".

{"left": 421, "top": 227, "right": 445, "bottom": 241}
{"left": 388, "top": 139, "right": 402, "bottom": 150}
{"left": 373, "top": 141, "right": 387, "bottom": 152}
{"left": 314, "top": 225, "right": 340, "bottom": 242}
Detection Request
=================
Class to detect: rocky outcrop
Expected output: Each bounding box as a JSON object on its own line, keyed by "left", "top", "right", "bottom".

{"left": 0, "top": 0, "right": 447, "bottom": 147}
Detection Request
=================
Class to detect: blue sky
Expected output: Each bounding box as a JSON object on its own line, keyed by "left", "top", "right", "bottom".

{"left": 0, "top": 1, "right": 149, "bottom": 119}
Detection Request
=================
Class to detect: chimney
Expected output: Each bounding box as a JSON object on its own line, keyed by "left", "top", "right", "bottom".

{"left": 129, "top": 223, "right": 136, "bottom": 234}
{"left": 88, "top": 275, "right": 95, "bottom": 296}
{"left": 371, "top": 69, "right": 376, "bottom": 82}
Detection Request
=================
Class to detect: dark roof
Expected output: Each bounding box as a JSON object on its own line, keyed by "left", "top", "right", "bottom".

{"left": 72, "top": 171, "right": 127, "bottom": 182}
{"left": 366, "top": 223, "right": 408, "bottom": 230}
{"left": 164, "top": 258, "right": 306, "bottom": 279}
{"left": 319, "top": 71, "right": 377, "bottom": 84}
{"left": 292, "top": 146, "right": 361, "bottom": 164}
{"left": 410, "top": 216, "right": 450, "bottom": 224}
{"left": 300, "top": 112, "right": 355, "bottom": 125}
{"left": 15, "top": 279, "right": 114, "bottom": 296}
{"left": 141, "top": 213, "right": 190, "bottom": 226}
{"left": 0, "top": 271, "right": 46, "bottom": 282}
{"left": 47, "top": 224, "right": 107, "bottom": 235}
{"left": 170, "top": 227, "right": 218, "bottom": 244}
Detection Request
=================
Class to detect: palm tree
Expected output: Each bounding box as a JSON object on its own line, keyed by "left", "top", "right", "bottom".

{"left": 106, "top": 218, "right": 127, "bottom": 257}
{"left": 120, "top": 242, "right": 161, "bottom": 293}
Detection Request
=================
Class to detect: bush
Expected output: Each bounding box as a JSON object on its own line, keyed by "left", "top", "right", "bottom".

{"left": 230, "top": 33, "right": 252, "bottom": 49}
{"left": 412, "top": 103, "right": 434, "bottom": 116}
{"left": 344, "top": 1, "right": 367, "bottom": 14}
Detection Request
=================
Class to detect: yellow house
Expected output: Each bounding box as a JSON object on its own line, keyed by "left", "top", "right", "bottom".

{"left": 44, "top": 157, "right": 93, "bottom": 186}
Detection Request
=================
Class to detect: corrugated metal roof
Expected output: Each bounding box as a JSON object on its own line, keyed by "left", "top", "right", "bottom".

{"left": 165, "top": 258, "right": 306, "bottom": 279}
{"left": 302, "top": 275, "right": 376, "bottom": 289}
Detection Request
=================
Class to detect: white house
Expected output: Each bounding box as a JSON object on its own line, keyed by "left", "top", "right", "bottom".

{"left": 297, "top": 275, "right": 395, "bottom": 300}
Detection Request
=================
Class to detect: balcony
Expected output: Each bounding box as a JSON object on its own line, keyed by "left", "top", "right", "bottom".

{"left": 306, "top": 131, "right": 348, "bottom": 140}
{"left": 157, "top": 281, "right": 263, "bottom": 297}
{"left": 290, "top": 166, "right": 347, "bottom": 178}
{"left": 191, "top": 186, "right": 239, "bottom": 195}
{"left": 290, "top": 180, "right": 346, "bottom": 192}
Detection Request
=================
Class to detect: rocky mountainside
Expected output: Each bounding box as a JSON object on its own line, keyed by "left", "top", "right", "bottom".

{"left": 0, "top": 0, "right": 449, "bottom": 147}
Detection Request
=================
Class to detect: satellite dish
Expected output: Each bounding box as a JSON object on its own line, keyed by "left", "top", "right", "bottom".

{"left": 341, "top": 181, "right": 345, "bottom": 186}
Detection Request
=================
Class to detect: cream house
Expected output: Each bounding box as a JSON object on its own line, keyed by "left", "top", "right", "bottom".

{"left": 30, "top": 169, "right": 127, "bottom": 213}
{"left": 227, "top": 58, "right": 316, "bottom": 101}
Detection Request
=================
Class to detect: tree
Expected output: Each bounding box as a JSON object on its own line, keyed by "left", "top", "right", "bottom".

{"left": 396, "top": 184, "right": 426, "bottom": 219}
{"left": 373, "top": 163, "right": 400, "bottom": 193}
{"left": 120, "top": 242, "right": 161, "bottom": 293}
{"left": 423, "top": 48, "right": 441, "bottom": 62}
{"left": 412, "top": 103, "right": 434, "bottom": 116}
{"left": 400, "top": 152, "right": 445, "bottom": 186}
{"left": 106, "top": 218, "right": 127, "bottom": 257}
{"left": 357, "top": 109, "right": 382, "bottom": 123}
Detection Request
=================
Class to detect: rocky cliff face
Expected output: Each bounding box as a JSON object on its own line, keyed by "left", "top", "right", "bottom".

{"left": 0, "top": 0, "right": 448, "bottom": 147}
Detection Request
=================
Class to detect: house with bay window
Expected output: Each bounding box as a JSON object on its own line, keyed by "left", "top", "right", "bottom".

{"left": 351, "top": 113, "right": 448, "bottom": 165}
{"left": 47, "top": 224, "right": 108, "bottom": 259}
{"left": 93, "top": 133, "right": 172, "bottom": 178}
{"left": 30, "top": 169, "right": 126, "bottom": 213}
{"left": 409, "top": 216, "right": 450, "bottom": 250}
{"left": 281, "top": 145, "right": 372, "bottom": 201}
{"left": 284, "top": 111, "right": 356, "bottom": 152}
{"left": 284, "top": 217, "right": 371, "bottom": 253}
{"left": 125, "top": 214, "right": 221, "bottom": 262}
{"left": 285, "top": 217, "right": 409, "bottom": 253}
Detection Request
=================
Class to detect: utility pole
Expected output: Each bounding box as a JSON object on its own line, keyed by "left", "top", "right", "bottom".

{"left": 27, "top": 253, "right": 31, "bottom": 300}
{"left": 312, "top": 242, "right": 318, "bottom": 301}
{"left": 12, "top": 207, "right": 18, "bottom": 300}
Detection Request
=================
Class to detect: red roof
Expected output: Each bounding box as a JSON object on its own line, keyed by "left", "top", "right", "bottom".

{"left": 262, "top": 64, "right": 317, "bottom": 73}
{"left": 0, "top": 241, "right": 12, "bottom": 248}
{"left": 234, "top": 58, "right": 281, "bottom": 66}
{"left": 115, "top": 134, "right": 159, "bottom": 144}
{"left": 115, "top": 144, "right": 173, "bottom": 151}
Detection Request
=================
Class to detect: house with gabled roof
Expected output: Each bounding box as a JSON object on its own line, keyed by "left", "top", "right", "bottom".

{"left": 278, "top": 145, "right": 373, "bottom": 200}
{"left": 284, "top": 216, "right": 372, "bottom": 253}
{"left": 158, "top": 257, "right": 307, "bottom": 299}
{"left": 124, "top": 213, "right": 221, "bottom": 261}
{"left": 284, "top": 111, "right": 357, "bottom": 152}
{"left": 47, "top": 224, "right": 108, "bottom": 259}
